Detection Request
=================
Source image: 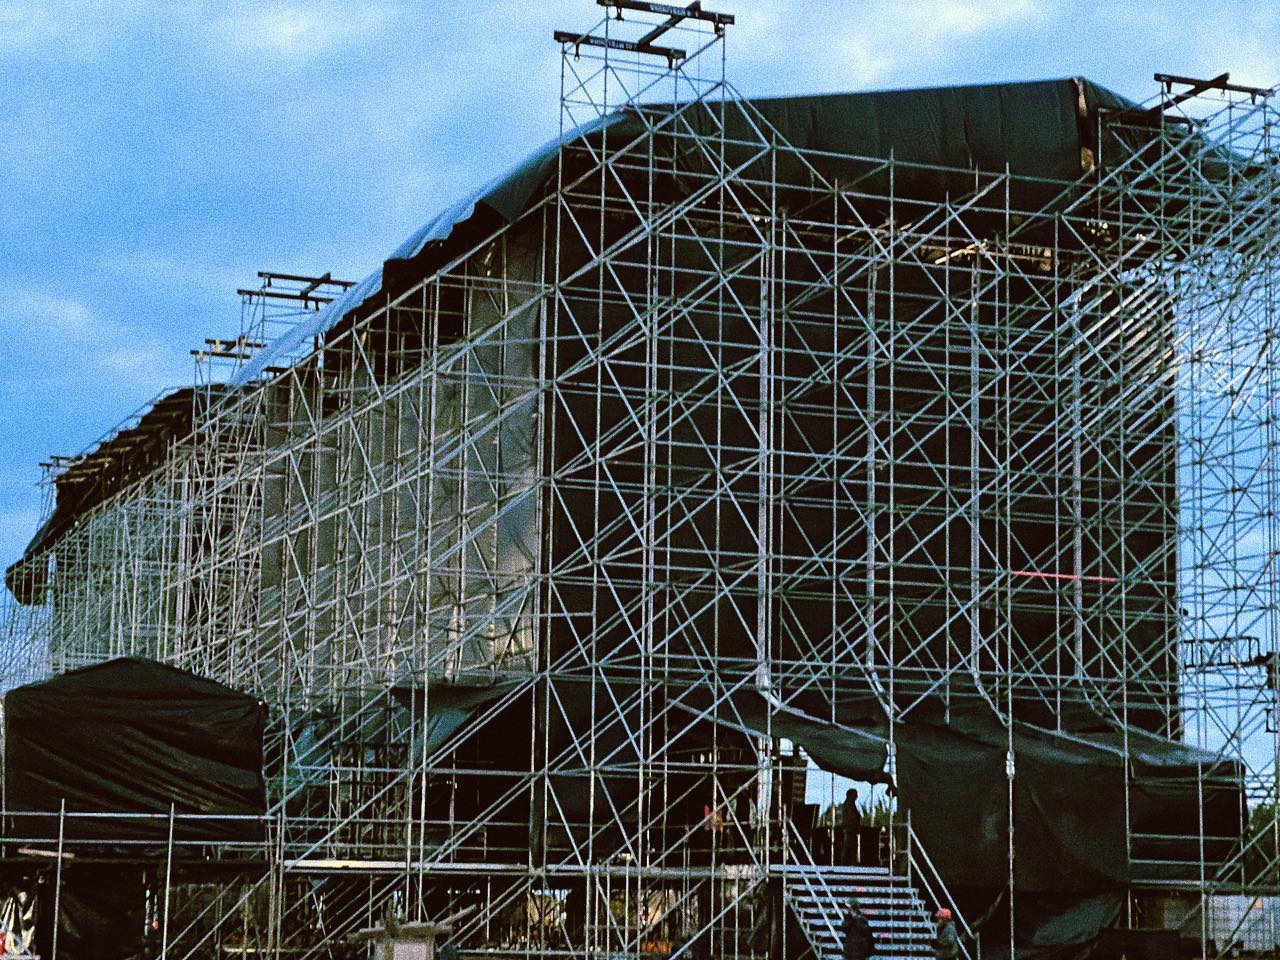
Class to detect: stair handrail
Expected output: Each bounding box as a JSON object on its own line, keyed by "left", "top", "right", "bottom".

{"left": 783, "top": 814, "right": 849, "bottom": 953}
{"left": 906, "top": 813, "right": 980, "bottom": 960}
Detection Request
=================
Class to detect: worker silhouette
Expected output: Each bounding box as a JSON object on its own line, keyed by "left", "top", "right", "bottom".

{"left": 838, "top": 787, "right": 862, "bottom": 864}
{"left": 933, "top": 907, "right": 959, "bottom": 960}
{"left": 842, "top": 898, "right": 876, "bottom": 960}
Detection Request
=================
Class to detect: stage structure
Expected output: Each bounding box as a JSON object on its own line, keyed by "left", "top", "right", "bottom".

{"left": 1, "top": 4, "right": 1279, "bottom": 958}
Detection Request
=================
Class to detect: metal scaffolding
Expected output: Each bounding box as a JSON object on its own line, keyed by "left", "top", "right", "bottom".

{"left": 2, "top": 5, "right": 1279, "bottom": 958}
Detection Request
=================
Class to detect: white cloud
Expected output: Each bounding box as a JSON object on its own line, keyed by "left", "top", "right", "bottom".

{"left": 732, "top": 0, "right": 1041, "bottom": 92}
{"left": 4, "top": 289, "right": 96, "bottom": 339}
{"left": 98, "top": 343, "right": 184, "bottom": 380}
{"left": 0, "top": 0, "right": 152, "bottom": 61}
{"left": 1198, "top": 30, "right": 1280, "bottom": 90}
{"left": 855, "top": 0, "right": 1039, "bottom": 70}
{"left": 0, "top": 3, "right": 87, "bottom": 57}
{"left": 0, "top": 286, "right": 189, "bottom": 396}
{"left": 902, "top": 0, "right": 1036, "bottom": 41}
{"left": 837, "top": 35, "right": 894, "bottom": 88}
{"left": 96, "top": 250, "right": 248, "bottom": 302}
{"left": 0, "top": 1, "right": 396, "bottom": 69}
{"left": 212, "top": 3, "right": 395, "bottom": 62}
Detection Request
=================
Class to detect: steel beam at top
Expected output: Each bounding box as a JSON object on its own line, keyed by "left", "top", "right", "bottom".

{"left": 597, "top": 0, "right": 735, "bottom": 27}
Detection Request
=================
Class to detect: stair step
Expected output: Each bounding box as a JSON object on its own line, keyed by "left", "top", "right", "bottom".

{"left": 782, "top": 862, "right": 939, "bottom": 960}
{"left": 790, "top": 890, "right": 923, "bottom": 900}
{"left": 796, "top": 910, "right": 926, "bottom": 917}
{"left": 809, "top": 931, "right": 934, "bottom": 941}
{"left": 792, "top": 897, "right": 927, "bottom": 910}
{"left": 805, "top": 911, "right": 929, "bottom": 916}
{"left": 788, "top": 885, "right": 921, "bottom": 896}
{"left": 789, "top": 887, "right": 924, "bottom": 896}
{"left": 800, "top": 915, "right": 928, "bottom": 924}
{"left": 772, "top": 864, "right": 895, "bottom": 877}
{"left": 806, "top": 918, "right": 932, "bottom": 926}
{"left": 806, "top": 896, "right": 923, "bottom": 901}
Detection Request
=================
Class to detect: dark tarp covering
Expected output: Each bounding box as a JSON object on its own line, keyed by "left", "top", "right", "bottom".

{"left": 399, "top": 676, "right": 697, "bottom": 849}
{"left": 528, "top": 678, "right": 766, "bottom": 859}
{"left": 671, "top": 689, "right": 892, "bottom": 787}
{"left": 4, "top": 658, "right": 267, "bottom": 843}
{"left": 672, "top": 690, "right": 1115, "bottom": 889}
{"left": 736, "top": 79, "right": 1119, "bottom": 177}
{"left": 1022, "top": 894, "right": 1123, "bottom": 960}
{"left": 670, "top": 78, "right": 1131, "bottom": 216}
{"left": 394, "top": 677, "right": 761, "bottom": 857}
{"left": 1093, "top": 927, "right": 1183, "bottom": 960}
{"left": 391, "top": 678, "right": 536, "bottom": 860}
{"left": 0, "top": 866, "right": 149, "bottom": 960}
{"left": 5, "top": 387, "right": 229, "bottom": 605}
{"left": 973, "top": 892, "right": 1126, "bottom": 960}
{"left": 681, "top": 686, "right": 1241, "bottom": 949}
{"left": 391, "top": 679, "right": 521, "bottom": 759}
{"left": 230, "top": 78, "right": 1133, "bottom": 392}
{"left": 672, "top": 683, "right": 1240, "bottom": 960}
{"left": 42, "top": 866, "right": 145, "bottom": 960}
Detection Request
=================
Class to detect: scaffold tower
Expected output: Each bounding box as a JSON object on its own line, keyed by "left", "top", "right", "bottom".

{"left": 1, "top": 5, "right": 1279, "bottom": 959}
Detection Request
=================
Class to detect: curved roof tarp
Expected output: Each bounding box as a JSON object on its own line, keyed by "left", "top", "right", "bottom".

{"left": 5, "top": 386, "right": 227, "bottom": 605}
{"left": 231, "top": 77, "right": 1131, "bottom": 389}
{"left": 231, "top": 112, "right": 627, "bottom": 387}
{"left": 7, "top": 78, "right": 1138, "bottom": 600}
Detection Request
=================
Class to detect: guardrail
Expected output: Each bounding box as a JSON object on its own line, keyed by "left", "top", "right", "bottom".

{"left": 783, "top": 815, "right": 849, "bottom": 952}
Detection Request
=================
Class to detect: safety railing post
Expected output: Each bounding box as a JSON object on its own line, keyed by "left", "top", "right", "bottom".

{"left": 51, "top": 798, "right": 65, "bottom": 960}
{"left": 162, "top": 802, "right": 176, "bottom": 958}
{"left": 906, "top": 808, "right": 914, "bottom": 889}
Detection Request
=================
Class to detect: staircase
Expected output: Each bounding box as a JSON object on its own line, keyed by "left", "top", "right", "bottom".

{"left": 775, "top": 863, "right": 936, "bottom": 960}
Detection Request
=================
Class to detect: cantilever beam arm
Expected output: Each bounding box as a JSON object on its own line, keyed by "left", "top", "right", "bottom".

{"left": 236, "top": 288, "right": 335, "bottom": 306}
{"left": 1150, "top": 72, "right": 1231, "bottom": 116}
{"left": 557, "top": 1, "right": 733, "bottom": 65}
{"left": 1112, "top": 72, "right": 1276, "bottom": 127}
{"left": 1105, "top": 72, "right": 1233, "bottom": 127}
{"left": 598, "top": 0, "right": 735, "bottom": 29}
{"left": 1155, "top": 71, "right": 1275, "bottom": 99}
{"left": 553, "top": 29, "right": 687, "bottom": 64}
{"left": 257, "top": 269, "right": 356, "bottom": 290}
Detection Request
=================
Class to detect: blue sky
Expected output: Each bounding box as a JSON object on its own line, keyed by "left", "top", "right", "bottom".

{"left": 1, "top": 0, "right": 1278, "bottom": 566}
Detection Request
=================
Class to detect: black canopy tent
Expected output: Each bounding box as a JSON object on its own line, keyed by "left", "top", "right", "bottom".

{"left": 4, "top": 658, "right": 267, "bottom": 844}
{"left": 1, "top": 659, "right": 269, "bottom": 960}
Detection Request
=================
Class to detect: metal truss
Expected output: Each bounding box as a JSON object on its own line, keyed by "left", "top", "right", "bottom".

{"left": 2, "top": 7, "right": 1280, "bottom": 958}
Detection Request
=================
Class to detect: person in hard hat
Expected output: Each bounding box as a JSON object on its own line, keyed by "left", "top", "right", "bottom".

{"left": 933, "top": 907, "right": 960, "bottom": 960}
{"left": 842, "top": 897, "right": 876, "bottom": 960}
